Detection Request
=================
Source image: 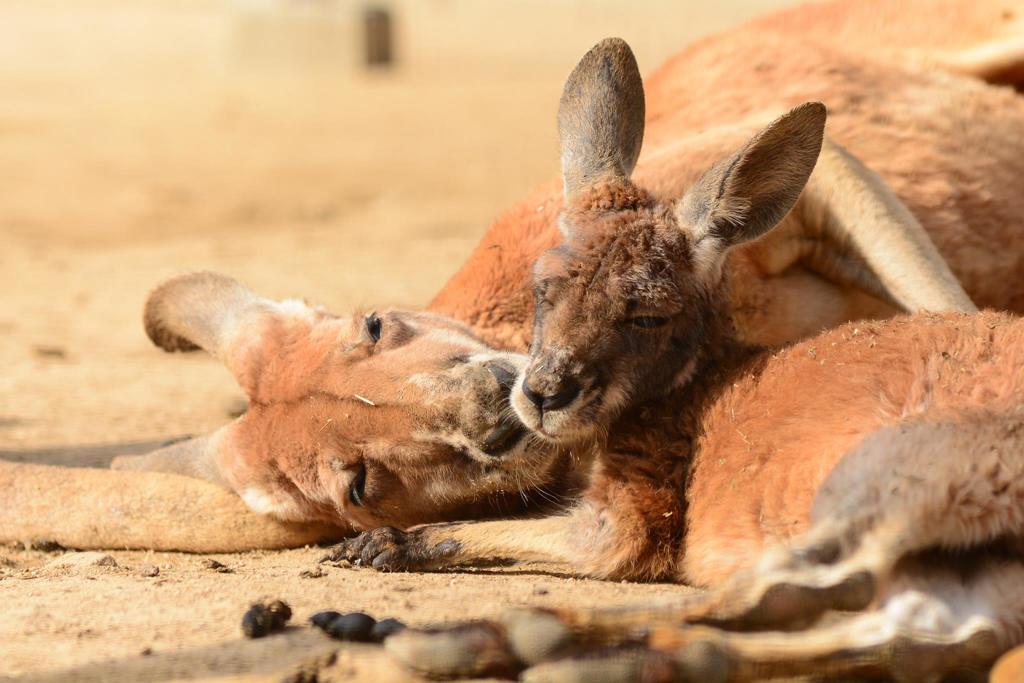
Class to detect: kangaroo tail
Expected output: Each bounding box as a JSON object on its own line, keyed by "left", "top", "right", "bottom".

{"left": 0, "top": 460, "right": 340, "bottom": 552}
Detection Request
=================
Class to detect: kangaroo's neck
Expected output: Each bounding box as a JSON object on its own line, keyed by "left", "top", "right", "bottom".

{"left": 608, "top": 305, "right": 766, "bottom": 459}
{"left": 589, "top": 308, "right": 765, "bottom": 581}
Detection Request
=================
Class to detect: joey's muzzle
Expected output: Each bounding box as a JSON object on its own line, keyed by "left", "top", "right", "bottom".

{"left": 511, "top": 348, "right": 597, "bottom": 442}
{"left": 521, "top": 375, "right": 581, "bottom": 414}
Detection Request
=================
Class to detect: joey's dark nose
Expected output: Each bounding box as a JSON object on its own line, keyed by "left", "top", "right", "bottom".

{"left": 522, "top": 377, "right": 580, "bottom": 413}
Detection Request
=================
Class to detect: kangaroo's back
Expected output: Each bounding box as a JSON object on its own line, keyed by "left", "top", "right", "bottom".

{"left": 684, "top": 310, "right": 1024, "bottom": 585}
{"left": 750, "top": 0, "right": 1024, "bottom": 72}
{"left": 643, "top": 19, "right": 1024, "bottom": 312}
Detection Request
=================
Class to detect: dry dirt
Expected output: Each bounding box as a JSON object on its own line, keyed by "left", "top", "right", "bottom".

{"left": 0, "top": 1, "right": 798, "bottom": 680}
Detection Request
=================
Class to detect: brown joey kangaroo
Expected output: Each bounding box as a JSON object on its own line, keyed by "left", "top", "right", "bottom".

{"left": 328, "top": 40, "right": 1024, "bottom": 682}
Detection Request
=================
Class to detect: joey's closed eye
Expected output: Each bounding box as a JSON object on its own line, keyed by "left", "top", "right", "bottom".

{"left": 365, "top": 313, "right": 382, "bottom": 343}
{"left": 629, "top": 315, "right": 671, "bottom": 329}
{"left": 349, "top": 465, "right": 367, "bottom": 506}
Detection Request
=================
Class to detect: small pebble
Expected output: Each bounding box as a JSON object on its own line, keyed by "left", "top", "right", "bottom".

{"left": 371, "top": 618, "right": 407, "bottom": 640}
{"left": 299, "top": 566, "right": 325, "bottom": 579}
{"left": 45, "top": 552, "right": 118, "bottom": 570}
{"left": 310, "top": 611, "right": 341, "bottom": 630}
{"left": 138, "top": 564, "right": 160, "bottom": 578}
{"left": 242, "top": 599, "right": 292, "bottom": 639}
{"left": 321, "top": 612, "right": 377, "bottom": 642}
{"left": 33, "top": 345, "right": 67, "bottom": 359}
{"left": 202, "top": 559, "right": 233, "bottom": 573}
{"left": 24, "top": 539, "right": 64, "bottom": 552}
{"left": 311, "top": 611, "right": 406, "bottom": 643}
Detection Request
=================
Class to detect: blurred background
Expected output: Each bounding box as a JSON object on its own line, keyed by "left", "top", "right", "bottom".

{"left": 0, "top": 0, "right": 799, "bottom": 450}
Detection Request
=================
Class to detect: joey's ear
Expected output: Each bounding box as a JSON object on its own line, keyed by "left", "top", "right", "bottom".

{"left": 144, "top": 271, "right": 316, "bottom": 397}
{"left": 678, "top": 102, "right": 826, "bottom": 277}
{"left": 558, "top": 37, "right": 645, "bottom": 199}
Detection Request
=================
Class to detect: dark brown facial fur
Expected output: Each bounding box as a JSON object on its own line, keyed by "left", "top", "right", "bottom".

{"left": 513, "top": 181, "right": 727, "bottom": 441}
{"left": 512, "top": 38, "right": 825, "bottom": 443}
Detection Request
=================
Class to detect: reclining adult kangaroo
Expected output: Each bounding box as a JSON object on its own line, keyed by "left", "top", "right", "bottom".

{"left": 5, "top": 0, "right": 1024, "bottom": 551}
{"left": 431, "top": 0, "right": 1024, "bottom": 350}
{"left": 324, "top": 40, "right": 1024, "bottom": 682}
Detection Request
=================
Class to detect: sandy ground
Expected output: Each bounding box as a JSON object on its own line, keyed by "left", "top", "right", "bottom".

{"left": 2, "top": 546, "right": 689, "bottom": 682}
{"left": 0, "top": 1, "right": 799, "bottom": 680}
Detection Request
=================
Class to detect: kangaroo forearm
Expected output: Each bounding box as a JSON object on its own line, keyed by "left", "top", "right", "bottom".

{"left": 428, "top": 516, "right": 575, "bottom": 564}
{"left": 801, "top": 138, "right": 975, "bottom": 313}
{"left": 327, "top": 516, "right": 577, "bottom": 571}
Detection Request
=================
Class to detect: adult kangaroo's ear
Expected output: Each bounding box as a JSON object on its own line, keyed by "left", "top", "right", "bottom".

{"left": 558, "top": 37, "right": 645, "bottom": 199}
{"left": 144, "top": 271, "right": 316, "bottom": 398}
{"left": 144, "top": 271, "right": 259, "bottom": 354}
{"left": 112, "top": 432, "right": 228, "bottom": 487}
{"left": 679, "top": 102, "right": 826, "bottom": 278}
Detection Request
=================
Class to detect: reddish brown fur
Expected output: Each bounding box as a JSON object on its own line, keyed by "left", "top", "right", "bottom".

{"left": 372, "top": 308, "right": 1024, "bottom": 680}
{"left": 333, "top": 25, "right": 1024, "bottom": 596}
{"left": 335, "top": 309, "right": 1024, "bottom": 584}
{"left": 514, "top": 89, "right": 827, "bottom": 441}
{"left": 79, "top": 0, "right": 1024, "bottom": 558}
{"left": 530, "top": 310, "right": 1024, "bottom": 583}
{"left": 144, "top": 0, "right": 1024, "bottom": 554}
{"left": 430, "top": 0, "right": 1024, "bottom": 350}
{"left": 111, "top": 5, "right": 1024, "bottom": 676}
{"left": 476, "top": 35, "right": 1019, "bottom": 584}
{"left": 686, "top": 311, "right": 1024, "bottom": 584}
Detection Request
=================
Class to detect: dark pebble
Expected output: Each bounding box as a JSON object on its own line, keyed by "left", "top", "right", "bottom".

{"left": 241, "top": 599, "right": 292, "bottom": 639}
{"left": 323, "top": 612, "right": 377, "bottom": 642}
{"left": 33, "top": 345, "right": 67, "bottom": 359}
{"left": 370, "top": 618, "right": 407, "bottom": 640}
{"left": 310, "top": 610, "right": 342, "bottom": 630}
{"left": 24, "top": 539, "right": 64, "bottom": 552}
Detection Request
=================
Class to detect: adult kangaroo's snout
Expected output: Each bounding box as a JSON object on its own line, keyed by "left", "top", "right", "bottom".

{"left": 485, "top": 361, "right": 518, "bottom": 396}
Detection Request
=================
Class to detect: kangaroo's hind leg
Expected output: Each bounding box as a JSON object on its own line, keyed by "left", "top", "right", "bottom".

{"left": 691, "top": 414, "right": 1024, "bottom": 630}
{"left": 516, "top": 554, "right": 1024, "bottom": 683}
{"left": 384, "top": 555, "right": 1024, "bottom": 682}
